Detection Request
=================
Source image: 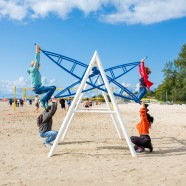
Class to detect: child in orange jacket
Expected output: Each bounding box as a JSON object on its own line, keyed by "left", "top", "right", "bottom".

{"left": 130, "top": 100, "right": 154, "bottom": 153}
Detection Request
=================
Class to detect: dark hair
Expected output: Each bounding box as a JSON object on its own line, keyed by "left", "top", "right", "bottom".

{"left": 146, "top": 113, "right": 154, "bottom": 124}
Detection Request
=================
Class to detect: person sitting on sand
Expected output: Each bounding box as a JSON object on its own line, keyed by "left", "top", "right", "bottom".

{"left": 83, "top": 98, "right": 90, "bottom": 108}
{"left": 27, "top": 44, "right": 56, "bottom": 110}
{"left": 130, "top": 100, "right": 154, "bottom": 153}
{"left": 37, "top": 98, "right": 58, "bottom": 147}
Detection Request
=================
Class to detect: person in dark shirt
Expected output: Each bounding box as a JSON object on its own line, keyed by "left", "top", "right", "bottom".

{"left": 59, "top": 98, "right": 66, "bottom": 113}
{"left": 9, "top": 98, "right": 13, "bottom": 107}
{"left": 37, "top": 98, "right": 58, "bottom": 147}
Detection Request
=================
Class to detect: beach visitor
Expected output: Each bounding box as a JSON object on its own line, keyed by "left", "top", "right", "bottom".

{"left": 137, "top": 59, "right": 153, "bottom": 101}
{"left": 83, "top": 98, "right": 90, "bottom": 108}
{"left": 29, "top": 99, "right": 32, "bottom": 105}
{"left": 37, "top": 98, "right": 58, "bottom": 147}
{"left": 34, "top": 95, "right": 39, "bottom": 113}
{"left": 59, "top": 98, "right": 66, "bottom": 113}
{"left": 27, "top": 44, "right": 56, "bottom": 109}
{"left": 130, "top": 100, "right": 154, "bottom": 153}
{"left": 20, "top": 99, "right": 24, "bottom": 107}
{"left": 66, "top": 97, "right": 71, "bottom": 111}
{"left": 9, "top": 98, "right": 13, "bottom": 107}
{"left": 16, "top": 99, "right": 20, "bottom": 107}
{"left": 89, "top": 99, "right": 93, "bottom": 107}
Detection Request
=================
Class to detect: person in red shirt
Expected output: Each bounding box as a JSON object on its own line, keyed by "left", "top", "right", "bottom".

{"left": 130, "top": 100, "right": 154, "bottom": 153}
{"left": 137, "top": 59, "right": 153, "bottom": 101}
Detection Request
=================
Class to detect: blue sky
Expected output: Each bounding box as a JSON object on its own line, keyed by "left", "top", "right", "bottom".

{"left": 0, "top": 0, "right": 186, "bottom": 98}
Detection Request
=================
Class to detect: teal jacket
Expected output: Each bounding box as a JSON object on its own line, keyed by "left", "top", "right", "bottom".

{"left": 27, "top": 53, "right": 42, "bottom": 87}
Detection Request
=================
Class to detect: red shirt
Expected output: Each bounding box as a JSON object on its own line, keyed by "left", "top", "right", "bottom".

{"left": 138, "top": 62, "right": 153, "bottom": 90}
{"left": 136, "top": 108, "right": 150, "bottom": 135}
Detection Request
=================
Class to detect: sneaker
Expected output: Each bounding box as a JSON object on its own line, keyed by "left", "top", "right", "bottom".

{"left": 149, "top": 143, "right": 153, "bottom": 152}
{"left": 136, "top": 147, "right": 144, "bottom": 153}
{"left": 40, "top": 99, "right": 46, "bottom": 109}
{"left": 44, "top": 143, "right": 53, "bottom": 147}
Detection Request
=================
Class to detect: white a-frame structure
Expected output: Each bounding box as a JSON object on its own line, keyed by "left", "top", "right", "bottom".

{"left": 48, "top": 51, "right": 136, "bottom": 157}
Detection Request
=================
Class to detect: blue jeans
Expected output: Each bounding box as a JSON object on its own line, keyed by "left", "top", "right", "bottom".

{"left": 34, "top": 86, "right": 56, "bottom": 102}
{"left": 137, "top": 87, "right": 147, "bottom": 100}
{"left": 40, "top": 130, "right": 58, "bottom": 144}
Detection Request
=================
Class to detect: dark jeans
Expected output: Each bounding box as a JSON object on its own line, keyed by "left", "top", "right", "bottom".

{"left": 130, "top": 135, "right": 152, "bottom": 149}
{"left": 34, "top": 85, "right": 56, "bottom": 102}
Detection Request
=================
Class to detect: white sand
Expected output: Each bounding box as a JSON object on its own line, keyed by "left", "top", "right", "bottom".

{"left": 0, "top": 102, "right": 186, "bottom": 185}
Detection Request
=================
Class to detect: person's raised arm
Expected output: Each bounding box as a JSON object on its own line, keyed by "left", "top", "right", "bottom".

{"left": 43, "top": 98, "right": 57, "bottom": 122}
{"left": 141, "top": 59, "right": 147, "bottom": 78}
{"left": 33, "top": 44, "right": 41, "bottom": 69}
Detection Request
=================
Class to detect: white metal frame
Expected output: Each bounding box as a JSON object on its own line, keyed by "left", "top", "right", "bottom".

{"left": 48, "top": 51, "right": 136, "bottom": 157}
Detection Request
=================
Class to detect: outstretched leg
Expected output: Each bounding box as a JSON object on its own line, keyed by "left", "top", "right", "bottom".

{"left": 136, "top": 87, "right": 147, "bottom": 101}
{"left": 34, "top": 86, "right": 56, "bottom": 108}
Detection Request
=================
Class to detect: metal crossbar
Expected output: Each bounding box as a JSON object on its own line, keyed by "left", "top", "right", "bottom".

{"left": 41, "top": 49, "right": 141, "bottom": 103}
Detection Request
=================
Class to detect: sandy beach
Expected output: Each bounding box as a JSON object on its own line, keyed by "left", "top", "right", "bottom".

{"left": 1, "top": 101, "right": 186, "bottom": 186}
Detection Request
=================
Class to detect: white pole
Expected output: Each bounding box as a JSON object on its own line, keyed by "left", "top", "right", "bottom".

{"left": 48, "top": 52, "right": 98, "bottom": 157}
{"left": 96, "top": 53, "right": 136, "bottom": 157}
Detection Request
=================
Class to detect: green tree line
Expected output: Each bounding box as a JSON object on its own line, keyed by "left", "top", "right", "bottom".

{"left": 155, "top": 43, "right": 186, "bottom": 103}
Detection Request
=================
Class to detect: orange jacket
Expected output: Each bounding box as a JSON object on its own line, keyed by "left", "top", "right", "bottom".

{"left": 136, "top": 108, "right": 150, "bottom": 135}
{"left": 138, "top": 62, "right": 153, "bottom": 90}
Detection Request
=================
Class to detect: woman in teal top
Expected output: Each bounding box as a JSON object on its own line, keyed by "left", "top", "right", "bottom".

{"left": 27, "top": 44, "right": 56, "bottom": 109}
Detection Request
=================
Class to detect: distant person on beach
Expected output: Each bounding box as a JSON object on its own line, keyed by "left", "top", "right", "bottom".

{"left": 137, "top": 59, "right": 153, "bottom": 101}
{"left": 37, "top": 98, "right": 58, "bottom": 147}
{"left": 66, "top": 97, "right": 71, "bottom": 111}
{"left": 59, "top": 98, "right": 66, "bottom": 113}
{"left": 9, "top": 98, "right": 13, "bottom": 107}
{"left": 16, "top": 99, "right": 19, "bottom": 107}
{"left": 20, "top": 99, "right": 24, "bottom": 107}
{"left": 27, "top": 44, "right": 56, "bottom": 110}
{"left": 83, "top": 98, "right": 90, "bottom": 108}
{"left": 89, "top": 99, "right": 93, "bottom": 107}
{"left": 130, "top": 100, "right": 154, "bottom": 153}
{"left": 29, "top": 99, "right": 32, "bottom": 105}
{"left": 34, "top": 95, "right": 39, "bottom": 113}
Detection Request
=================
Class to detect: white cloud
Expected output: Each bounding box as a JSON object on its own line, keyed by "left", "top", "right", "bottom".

{"left": 41, "top": 76, "right": 57, "bottom": 85}
{"left": 0, "top": 0, "right": 27, "bottom": 20}
{"left": 0, "top": 0, "right": 186, "bottom": 24}
{"left": 135, "top": 82, "right": 140, "bottom": 92}
{"left": 101, "top": 0, "right": 186, "bottom": 25}
{"left": 122, "top": 82, "right": 131, "bottom": 88}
